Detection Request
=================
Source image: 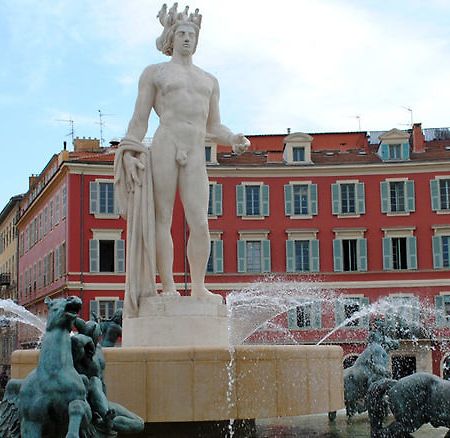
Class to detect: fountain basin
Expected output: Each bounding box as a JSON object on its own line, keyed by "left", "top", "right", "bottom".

{"left": 11, "top": 345, "right": 344, "bottom": 422}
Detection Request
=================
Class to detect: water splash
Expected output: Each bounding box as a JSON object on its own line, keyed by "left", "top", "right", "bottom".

{"left": 0, "top": 299, "right": 46, "bottom": 334}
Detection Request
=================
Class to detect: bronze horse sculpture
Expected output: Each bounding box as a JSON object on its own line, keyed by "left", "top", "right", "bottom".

{"left": 368, "top": 372, "right": 450, "bottom": 437}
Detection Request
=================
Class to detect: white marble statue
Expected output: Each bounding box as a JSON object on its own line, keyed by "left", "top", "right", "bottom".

{"left": 115, "top": 3, "right": 250, "bottom": 317}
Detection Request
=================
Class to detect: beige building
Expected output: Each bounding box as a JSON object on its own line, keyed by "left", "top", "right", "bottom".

{"left": 0, "top": 194, "right": 23, "bottom": 369}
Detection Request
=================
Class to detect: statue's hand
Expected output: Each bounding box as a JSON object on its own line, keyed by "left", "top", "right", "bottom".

{"left": 124, "top": 151, "right": 145, "bottom": 192}
{"left": 231, "top": 133, "right": 250, "bottom": 155}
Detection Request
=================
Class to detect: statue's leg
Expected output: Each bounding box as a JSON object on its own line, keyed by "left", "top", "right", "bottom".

{"left": 109, "top": 401, "right": 144, "bottom": 433}
{"left": 21, "top": 418, "right": 42, "bottom": 438}
{"left": 151, "top": 139, "right": 179, "bottom": 295}
{"left": 179, "top": 158, "right": 221, "bottom": 301}
{"left": 66, "top": 399, "right": 91, "bottom": 438}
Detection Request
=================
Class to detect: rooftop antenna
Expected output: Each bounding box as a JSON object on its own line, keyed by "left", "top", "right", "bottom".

{"left": 355, "top": 115, "right": 361, "bottom": 131}
{"left": 56, "top": 118, "right": 75, "bottom": 143}
{"left": 97, "top": 109, "right": 114, "bottom": 147}
{"left": 401, "top": 106, "right": 413, "bottom": 127}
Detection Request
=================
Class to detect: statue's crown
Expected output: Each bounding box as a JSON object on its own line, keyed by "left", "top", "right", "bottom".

{"left": 157, "top": 3, "right": 202, "bottom": 32}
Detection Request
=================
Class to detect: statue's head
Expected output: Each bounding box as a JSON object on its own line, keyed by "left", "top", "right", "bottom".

{"left": 156, "top": 3, "right": 202, "bottom": 56}
{"left": 44, "top": 295, "right": 82, "bottom": 331}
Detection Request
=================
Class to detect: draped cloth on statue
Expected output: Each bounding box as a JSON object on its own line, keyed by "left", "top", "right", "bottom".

{"left": 114, "top": 140, "right": 157, "bottom": 318}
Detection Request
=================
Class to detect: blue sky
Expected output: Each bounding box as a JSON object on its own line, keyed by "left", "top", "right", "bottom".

{"left": 1, "top": 0, "right": 450, "bottom": 208}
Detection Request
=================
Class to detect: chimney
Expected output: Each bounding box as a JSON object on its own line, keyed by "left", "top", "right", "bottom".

{"left": 73, "top": 137, "right": 101, "bottom": 152}
{"left": 412, "top": 123, "right": 425, "bottom": 153}
{"left": 29, "top": 175, "right": 38, "bottom": 189}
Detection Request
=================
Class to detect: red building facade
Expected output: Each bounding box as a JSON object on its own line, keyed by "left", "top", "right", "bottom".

{"left": 16, "top": 125, "right": 450, "bottom": 377}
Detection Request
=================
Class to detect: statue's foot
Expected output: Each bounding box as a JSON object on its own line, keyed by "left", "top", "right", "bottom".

{"left": 191, "top": 287, "right": 223, "bottom": 303}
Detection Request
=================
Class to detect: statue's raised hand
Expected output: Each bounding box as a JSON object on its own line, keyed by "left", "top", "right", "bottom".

{"left": 124, "top": 151, "right": 145, "bottom": 192}
{"left": 231, "top": 133, "right": 250, "bottom": 155}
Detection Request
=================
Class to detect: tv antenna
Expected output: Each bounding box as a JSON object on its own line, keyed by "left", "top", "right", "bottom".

{"left": 97, "top": 109, "right": 115, "bottom": 147}
{"left": 401, "top": 106, "right": 413, "bottom": 127}
{"left": 355, "top": 115, "right": 361, "bottom": 131}
{"left": 56, "top": 118, "right": 75, "bottom": 143}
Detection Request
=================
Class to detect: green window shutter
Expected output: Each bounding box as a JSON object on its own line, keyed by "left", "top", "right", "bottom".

{"left": 284, "top": 184, "right": 293, "bottom": 216}
{"left": 380, "top": 181, "right": 389, "bottom": 213}
{"left": 382, "top": 237, "right": 392, "bottom": 270}
{"left": 335, "top": 301, "right": 344, "bottom": 326}
{"left": 262, "top": 239, "right": 271, "bottom": 272}
{"left": 357, "top": 238, "right": 368, "bottom": 272}
{"left": 89, "top": 239, "right": 99, "bottom": 273}
{"left": 236, "top": 185, "right": 245, "bottom": 216}
{"left": 401, "top": 143, "right": 410, "bottom": 160}
{"left": 357, "top": 183, "right": 365, "bottom": 214}
{"left": 214, "top": 184, "right": 223, "bottom": 216}
{"left": 333, "top": 239, "right": 343, "bottom": 272}
{"left": 407, "top": 236, "right": 417, "bottom": 269}
{"left": 312, "top": 301, "right": 322, "bottom": 329}
{"left": 380, "top": 144, "right": 388, "bottom": 160}
{"left": 116, "top": 300, "right": 124, "bottom": 311}
{"left": 430, "top": 179, "right": 440, "bottom": 211}
{"left": 237, "top": 240, "right": 246, "bottom": 273}
{"left": 115, "top": 239, "right": 125, "bottom": 273}
{"left": 89, "top": 300, "right": 99, "bottom": 319}
{"left": 360, "top": 297, "right": 370, "bottom": 327}
{"left": 215, "top": 240, "right": 224, "bottom": 273}
{"left": 331, "top": 183, "right": 340, "bottom": 215}
{"left": 432, "top": 236, "right": 443, "bottom": 269}
{"left": 310, "top": 184, "right": 318, "bottom": 215}
{"left": 286, "top": 240, "right": 295, "bottom": 272}
{"left": 262, "top": 185, "right": 270, "bottom": 216}
{"left": 310, "top": 239, "right": 320, "bottom": 272}
{"left": 89, "top": 181, "right": 98, "bottom": 214}
{"left": 435, "top": 296, "right": 445, "bottom": 327}
{"left": 287, "top": 309, "right": 297, "bottom": 329}
{"left": 406, "top": 180, "right": 415, "bottom": 212}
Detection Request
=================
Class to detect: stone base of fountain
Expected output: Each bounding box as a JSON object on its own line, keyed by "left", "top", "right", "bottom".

{"left": 122, "top": 296, "right": 228, "bottom": 347}
{"left": 11, "top": 345, "right": 344, "bottom": 423}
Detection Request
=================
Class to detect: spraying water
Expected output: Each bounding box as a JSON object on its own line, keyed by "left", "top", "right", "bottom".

{"left": 0, "top": 299, "right": 46, "bottom": 334}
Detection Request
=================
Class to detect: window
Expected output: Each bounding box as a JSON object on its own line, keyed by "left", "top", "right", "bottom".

{"left": 433, "top": 235, "right": 450, "bottom": 268}
{"left": 287, "top": 300, "right": 322, "bottom": 330}
{"left": 335, "top": 297, "right": 369, "bottom": 328}
{"left": 89, "top": 239, "right": 125, "bottom": 273}
{"left": 381, "top": 180, "right": 415, "bottom": 214}
{"left": 286, "top": 239, "right": 320, "bottom": 273}
{"left": 284, "top": 183, "right": 318, "bottom": 217}
{"left": 208, "top": 183, "right": 222, "bottom": 216}
{"left": 206, "top": 239, "right": 223, "bottom": 273}
{"left": 237, "top": 238, "right": 271, "bottom": 273}
{"left": 90, "top": 181, "right": 117, "bottom": 216}
{"left": 333, "top": 238, "right": 367, "bottom": 272}
{"left": 205, "top": 146, "right": 212, "bottom": 163}
{"left": 388, "top": 144, "right": 401, "bottom": 160}
{"left": 431, "top": 178, "right": 450, "bottom": 212}
{"left": 89, "top": 299, "right": 123, "bottom": 320}
{"left": 62, "top": 184, "right": 67, "bottom": 219}
{"left": 236, "top": 184, "right": 269, "bottom": 217}
{"left": 331, "top": 182, "right": 365, "bottom": 216}
{"left": 292, "top": 147, "right": 305, "bottom": 162}
{"left": 383, "top": 235, "right": 417, "bottom": 270}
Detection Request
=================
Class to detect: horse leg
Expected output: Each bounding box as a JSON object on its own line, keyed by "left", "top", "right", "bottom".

{"left": 65, "top": 399, "right": 91, "bottom": 438}
{"left": 383, "top": 420, "right": 415, "bottom": 437}
{"left": 21, "top": 418, "right": 42, "bottom": 438}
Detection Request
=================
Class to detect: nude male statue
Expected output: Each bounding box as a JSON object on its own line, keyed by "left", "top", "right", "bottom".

{"left": 115, "top": 4, "right": 249, "bottom": 314}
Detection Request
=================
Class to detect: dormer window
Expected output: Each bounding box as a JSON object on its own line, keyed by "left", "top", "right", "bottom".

{"left": 205, "top": 146, "right": 212, "bottom": 162}
{"left": 292, "top": 147, "right": 305, "bottom": 162}
{"left": 284, "top": 132, "right": 313, "bottom": 165}
{"left": 388, "top": 144, "right": 401, "bottom": 160}
{"left": 378, "top": 129, "right": 410, "bottom": 162}
{"left": 204, "top": 142, "right": 217, "bottom": 164}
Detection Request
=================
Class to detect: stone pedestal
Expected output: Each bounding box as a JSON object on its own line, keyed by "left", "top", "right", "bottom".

{"left": 122, "top": 295, "right": 229, "bottom": 347}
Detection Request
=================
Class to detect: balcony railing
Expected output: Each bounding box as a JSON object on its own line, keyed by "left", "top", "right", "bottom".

{"left": 0, "top": 273, "right": 11, "bottom": 286}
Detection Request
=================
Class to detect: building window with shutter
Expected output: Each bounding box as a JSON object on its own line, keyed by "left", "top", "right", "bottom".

{"left": 430, "top": 178, "right": 450, "bottom": 212}
{"left": 335, "top": 297, "right": 369, "bottom": 328}
{"left": 205, "top": 146, "right": 212, "bottom": 163}
{"left": 382, "top": 229, "right": 417, "bottom": 271}
{"left": 287, "top": 300, "right": 322, "bottom": 330}
{"left": 90, "top": 180, "right": 118, "bottom": 217}
{"left": 286, "top": 234, "right": 320, "bottom": 273}
{"left": 206, "top": 237, "right": 223, "bottom": 274}
{"left": 208, "top": 183, "right": 223, "bottom": 217}
{"left": 284, "top": 183, "right": 318, "bottom": 218}
{"left": 236, "top": 183, "right": 269, "bottom": 218}
{"left": 331, "top": 181, "right": 365, "bottom": 217}
{"left": 432, "top": 228, "right": 450, "bottom": 269}
{"left": 90, "top": 298, "right": 124, "bottom": 321}
{"left": 237, "top": 232, "right": 271, "bottom": 273}
{"left": 89, "top": 231, "right": 125, "bottom": 273}
{"left": 292, "top": 147, "right": 305, "bottom": 162}
{"left": 333, "top": 237, "right": 367, "bottom": 272}
{"left": 380, "top": 179, "right": 415, "bottom": 215}
{"left": 388, "top": 144, "right": 402, "bottom": 160}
